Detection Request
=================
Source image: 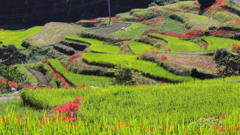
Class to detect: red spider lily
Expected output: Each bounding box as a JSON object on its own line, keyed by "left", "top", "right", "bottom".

{"left": 213, "top": 0, "right": 224, "bottom": 5}
{"left": 117, "top": 123, "right": 129, "bottom": 128}
{"left": 41, "top": 60, "right": 48, "bottom": 63}
{"left": 111, "top": 17, "right": 120, "bottom": 21}
{"left": 161, "top": 54, "right": 168, "bottom": 60}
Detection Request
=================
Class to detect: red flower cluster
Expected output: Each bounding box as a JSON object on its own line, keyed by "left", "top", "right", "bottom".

{"left": 185, "top": 29, "right": 204, "bottom": 36}
{"left": 141, "top": 16, "right": 163, "bottom": 27}
{"left": 161, "top": 54, "right": 168, "bottom": 60}
{"left": 111, "top": 17, "right": 120, "bottom": 21}
{"left": 151, "top": 8, "right": 161, "bottom": 13}
{"left": 46, "top": 64, "right": 69, "bottom": 87}
{"left": 89, "top": 18, "right": 96, "bottom": 21}
{"left": 133, "top": 14, "right": 144, "bottom": 18}
{"left": 231, "top": 43, "right": 240, "bottom": 51}
{"left": 41, "top": 60, "right": 48, "bottom": 63}
{"left": 52, "top": 97, "right": 87, "bottom": 121}
{"left": 213, "top": 0, "right": 224, "bottom": 5}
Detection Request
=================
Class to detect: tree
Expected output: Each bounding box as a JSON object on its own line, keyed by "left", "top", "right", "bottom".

{"left": 214, "top": 48, "right": 240, "bottom": 79}
{"left": 0, "top": 64, "right": 26, "bottom": 92}
{"left": 198, "top": 0, "right": 216, "bottom": 9}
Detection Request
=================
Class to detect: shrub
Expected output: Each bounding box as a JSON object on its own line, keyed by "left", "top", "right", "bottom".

{"left": 53, "top": 44, "right": 75, "bottom": 55}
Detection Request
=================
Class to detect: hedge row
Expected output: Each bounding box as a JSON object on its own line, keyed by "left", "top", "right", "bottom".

{"left": 48, "top": 59, "right": 111, "bottom": 87}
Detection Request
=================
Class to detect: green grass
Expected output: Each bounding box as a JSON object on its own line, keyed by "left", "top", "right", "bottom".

{"left": 0, "top": 26, "right": 43, "bottom": 49}
{"left": 82, "top": 53, "right": 195, "bottom": 82}
{"left": 149, "top": 33, "right": 201, "bottom": 52}
{"left": 201, "top": 36, "right": 240, "bottom": 50}
{"left": 106, "top": 22, "right": 151, "bottom": 38}
{"left": 65, "top": 34, "right": 120, "bottom": 54}
{"left": 48, "top": 59, "right": 111, "bottom": 87}
{"left": 126, "top": 41, "right": 157, "bottom": 54}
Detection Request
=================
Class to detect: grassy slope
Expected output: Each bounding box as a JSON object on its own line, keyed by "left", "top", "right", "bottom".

{"left": 126, "top": 41, "right": 157, "bottom": 54}
{"left": 201, "top": 36, "right": 240, "bottom": 50}
{"left": 0, "top": 26, "right": 43, "bottom": 49}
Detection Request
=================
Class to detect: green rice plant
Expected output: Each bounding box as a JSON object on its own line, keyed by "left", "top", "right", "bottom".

{"left": 12, "top": 64, "right": 38, "bottom": 86}
{"left": 106, "top": 23, "right": 151, "bottom": 38}
{"left": 12, "top": 82, "right": 240, "bottom": 134}
{"left": 82, "top": 53, "right": 194, "bottom": 82}
{"left": 65, "top": 34, "right": 120, "bottom": 54}
{"left": 48, "top": 59, "right": 111, "bottom": 87}
{"left": 201, "top": 36, "right": 240, "bottom": 51}
{"left": 126, "top": 41, "right": 157, "bottom": 54}
{"left": 149, "top": 33, "right": 201, "bottom": 52}
{"left": 0, "top": 26, "right": 43, "bottom": 49}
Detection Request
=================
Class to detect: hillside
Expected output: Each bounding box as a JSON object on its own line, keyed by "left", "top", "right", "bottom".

{"left": 1, "top": 0, "right": 240, "bottom": 134}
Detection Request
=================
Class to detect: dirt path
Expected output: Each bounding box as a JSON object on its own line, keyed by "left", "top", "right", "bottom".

{"left": 87, "top": 22, "right": 131, "bottom": 35}
{"left": 0, "top": 96, "right": 20, "bottom": 104}
{"left": 25, "top": 66, "right": 51, "bottom": 86}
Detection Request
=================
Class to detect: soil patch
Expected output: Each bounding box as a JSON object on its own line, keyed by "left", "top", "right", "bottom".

{"left": 25, "top": 66, "right": 51, "bottom": 86}
{"left": 166, "top": 53, "right": 219, "bottom": 73}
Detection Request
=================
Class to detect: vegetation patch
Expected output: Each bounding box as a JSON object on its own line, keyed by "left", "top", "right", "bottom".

{"left": 0, "top": 26, "right": 43, "bottom": 49}
{"left": 65, "top": 34, "right": 120, "bottom": 54}
{"left": 126, "top": 41, "right": 157, "bottom": 54}
{"left": 48, "top": 59, "right": 111, "bottom": 87}
{"left": 149, "top": 33, "right": 201, "bottom": 52}
{"left": 201, "top": 36, "right": 240, "bottom": 50}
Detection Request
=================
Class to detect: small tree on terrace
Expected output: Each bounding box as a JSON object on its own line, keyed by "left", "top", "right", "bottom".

{"left": 198, "top": 0, "right": 216, "bottom": 9}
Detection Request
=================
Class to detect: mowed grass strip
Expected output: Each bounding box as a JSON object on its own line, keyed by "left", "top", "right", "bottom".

{"left": 126, "top": 41, "right": 158, "bottom": 54}
{"left": 149, "top": 33, "right": 201, "bottom": 52}
{"left": 83, "top": 53, "right": 194, "bottom": 82}
{"left": 65, "top": 34, "right": 120, "bottom": 54}
{"left": 48, "top": 59, "right": 111, "bottom": 87}
{"left": 0, "top": 26, "right": 43, "bottom": 49}
{"left": 201, "top": 36, "right": 240, "bottom": 50}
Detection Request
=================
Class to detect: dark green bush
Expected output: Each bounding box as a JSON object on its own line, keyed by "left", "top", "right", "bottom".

{"left": 53, "top": 44, "right": 75, "bottom": 55}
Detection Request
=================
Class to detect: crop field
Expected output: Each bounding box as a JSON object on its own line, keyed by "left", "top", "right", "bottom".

{"left": 24, "top": 22, "right": 84, "bottom": 46}
{"left": 82, "top": 53, "right": 194, "bottom": 82}
{"left": 201, "top": 36, "right": 240, "bottom": 50}
{"left": 65, "top": 34, "right": 120, "bottom": 54}
{"left": 126, "top": 41, "right": 157, "bottom": 54}
{"left": 48, "top": 59, "right": 111, "bottom": 86}
{"left": 0, "top": 83, "right": 239, "bottom": 134}
{"left": 1, "top": 0, "right": 240, "bottom": 134}
{"left": 149, "top": 33, "right": 201, "bottom": 52}
{"left": 0, "top": 26, "right": 43, "bottom": 49}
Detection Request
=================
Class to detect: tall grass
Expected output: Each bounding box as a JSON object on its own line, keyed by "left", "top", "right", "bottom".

{"left": 126, "top": 41, "right": 157, "bottom": 54}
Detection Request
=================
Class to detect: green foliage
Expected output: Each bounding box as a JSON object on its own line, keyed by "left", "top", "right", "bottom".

{"left": 201, "top": 36, "right": 240, "bottom": 51}
{"left": 149, "top": 33, "right": 201, "bottom": 52}
{"left": 110, "top": 63, "right": 137, "bottom": 85}
{"left": 218, "top": 19, "right": 240, "bottom": 31}
{"left": 0, "top": 64, "right": 26, "bottom": 83}
{"left": 126, "top": 41, "right": 157, "bottom": 54}
{"left": 0, "top": 26, "right": 43, "bottom": 49}
{"left": 48, "top": 59, "right": 111, "bottom": 87}
{"left": 65, "top": 34, "right": 120, "bottom": 54}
